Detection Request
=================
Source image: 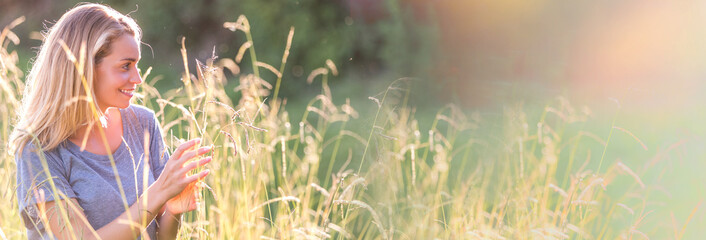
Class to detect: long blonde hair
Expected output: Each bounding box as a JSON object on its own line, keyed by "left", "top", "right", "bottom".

{"left": 10, "top": 3, "right": 141, "bottom": 155}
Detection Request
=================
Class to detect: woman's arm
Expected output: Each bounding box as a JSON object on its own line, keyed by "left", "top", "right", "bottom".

{"left": 44, "top": 183, "right": 168, "bottom": 240}
{"left": 41, "top": 139, "right": 211, "bottom": 240}
{"left": 156, "top": 208, "right": 181, "bottom": 239}
{"left": 157, "top": 174, "right": 207, "bottom": 239}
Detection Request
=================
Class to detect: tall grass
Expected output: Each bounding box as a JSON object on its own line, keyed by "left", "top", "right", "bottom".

{"left": 0, "top": 15, "right": 696, "bottom": 239}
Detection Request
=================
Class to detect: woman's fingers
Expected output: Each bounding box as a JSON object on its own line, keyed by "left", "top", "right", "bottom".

{"left": 184, "top": 169, "right": 210, "bottom": 183}
{"left": 177, "top": 146, "right": 211, "bottom": 165}
{"left": 172, "top": 138, "right": 201, "bottom": 159}
{"left": 188, "top": 199, "right": 200, "bottom": 211}
{"left": 178, "top": 157, "right": 212, "bottom": 175}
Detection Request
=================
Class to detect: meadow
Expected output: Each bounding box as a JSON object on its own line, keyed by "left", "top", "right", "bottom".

{"left": 0, "top": 15, "right": 703, "bottom": 239}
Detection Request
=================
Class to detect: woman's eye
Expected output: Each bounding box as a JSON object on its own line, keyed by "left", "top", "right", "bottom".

{"left": 122, "top": 63, "right": 130, "bottom": 70}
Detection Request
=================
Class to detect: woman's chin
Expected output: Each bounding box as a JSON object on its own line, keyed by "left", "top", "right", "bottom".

{"left": 119, "top": 102, "right": 131, "bottom": 108}
{"left": 112, "top": 102, "right": 131, "bottom": 109}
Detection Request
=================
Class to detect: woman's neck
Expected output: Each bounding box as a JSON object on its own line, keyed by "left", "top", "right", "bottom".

{"left": 68, "top": 108, "right": 123, "bottom": 154}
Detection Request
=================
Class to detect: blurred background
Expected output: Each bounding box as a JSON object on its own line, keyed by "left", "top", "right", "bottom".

{"left": 4, "top": 1, "right": 706, "bottom": 113}
{"left": 2, "top": 0, "right": 706, "bottom": 238}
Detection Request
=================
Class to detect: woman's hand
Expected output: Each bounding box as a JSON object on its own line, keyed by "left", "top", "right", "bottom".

{"left": 152, "top": 138, "right": 212, "bottom": 214}
{"left": 165, "top": 176, "right": 204, "bottom": 214}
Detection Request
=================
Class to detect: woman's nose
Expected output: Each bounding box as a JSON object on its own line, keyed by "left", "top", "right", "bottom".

{"left": 131, "top": 68, "right": 143, "bottom": 84}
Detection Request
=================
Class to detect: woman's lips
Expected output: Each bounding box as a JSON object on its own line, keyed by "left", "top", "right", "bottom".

{"left": 119, "top": 89, "right": 134, "bottom": 97}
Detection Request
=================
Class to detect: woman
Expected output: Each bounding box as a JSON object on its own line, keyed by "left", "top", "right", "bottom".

{"left": 9, "top": 3, "right": 211, "bottom": 239}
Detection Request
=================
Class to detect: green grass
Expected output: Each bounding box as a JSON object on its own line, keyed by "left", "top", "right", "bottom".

{"left": 1, "top": 15, "right": 703, "bottom": 239}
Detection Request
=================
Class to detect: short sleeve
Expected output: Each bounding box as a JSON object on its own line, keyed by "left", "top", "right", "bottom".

{"left": 15, "top": 143, "right": 76, "bottom": 228}
{"left": 148, "top": 113, "right": 170, "bottom": 179}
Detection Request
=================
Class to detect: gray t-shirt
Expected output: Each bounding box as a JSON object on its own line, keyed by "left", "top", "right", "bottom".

{"left": 16, "top": 104, "right": 170, "bottom": 239}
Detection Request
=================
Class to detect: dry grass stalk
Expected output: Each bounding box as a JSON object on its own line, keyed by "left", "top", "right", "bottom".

{"left": 325, "top": 59, "right": 338, "bottom": 76}
{"left": 306, "top": 68, "right": 328, "bottom": 84}
{"left": 616, "top": 161, "right": 646, "bottom": 189}
{"left": 235, "top": 41, "right": 252, "bottom": 64}
{"left": 249, "top": 196, "right": 301, "bottom": 213}
{"left": 256, "top": 61, "right": 281, "bottom": 79}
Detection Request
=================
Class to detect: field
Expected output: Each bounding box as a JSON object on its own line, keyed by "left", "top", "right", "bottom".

{"left": 1, "top": 15, "right": 705, "bottom": 239}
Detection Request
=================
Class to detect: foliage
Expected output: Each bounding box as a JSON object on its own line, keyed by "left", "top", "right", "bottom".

{"left": 0, "top": 14, "right": 697, "bottom": 240}
{"left": 1, "top": 0, "right": 437, "bottom": 98}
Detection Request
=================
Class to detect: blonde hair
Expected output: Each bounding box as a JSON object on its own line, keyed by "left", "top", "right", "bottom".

{"left": 9, "top": 3, "right": 141, "bottom": 155}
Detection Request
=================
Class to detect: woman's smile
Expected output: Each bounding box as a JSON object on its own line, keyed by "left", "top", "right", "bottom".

{"left": 119, "top": 88, "right": 135, "bottom": 97}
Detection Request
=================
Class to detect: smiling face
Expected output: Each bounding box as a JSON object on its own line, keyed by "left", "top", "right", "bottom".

{"left": 94, "top": 33, "right": 142, "bottom": 111}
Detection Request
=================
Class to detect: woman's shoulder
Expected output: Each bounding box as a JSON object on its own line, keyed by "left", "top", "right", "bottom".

{"left": 14, "top": 141, "right": 62, "bottom": 164}
{"left": 124, "top": 104, "right": 157, "bottom": 118}
{"left": 121, "top": 104, "right": 163, "bottom": 136}
{"left": 122, "top": 104, "right": 158, "bottom": 124}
